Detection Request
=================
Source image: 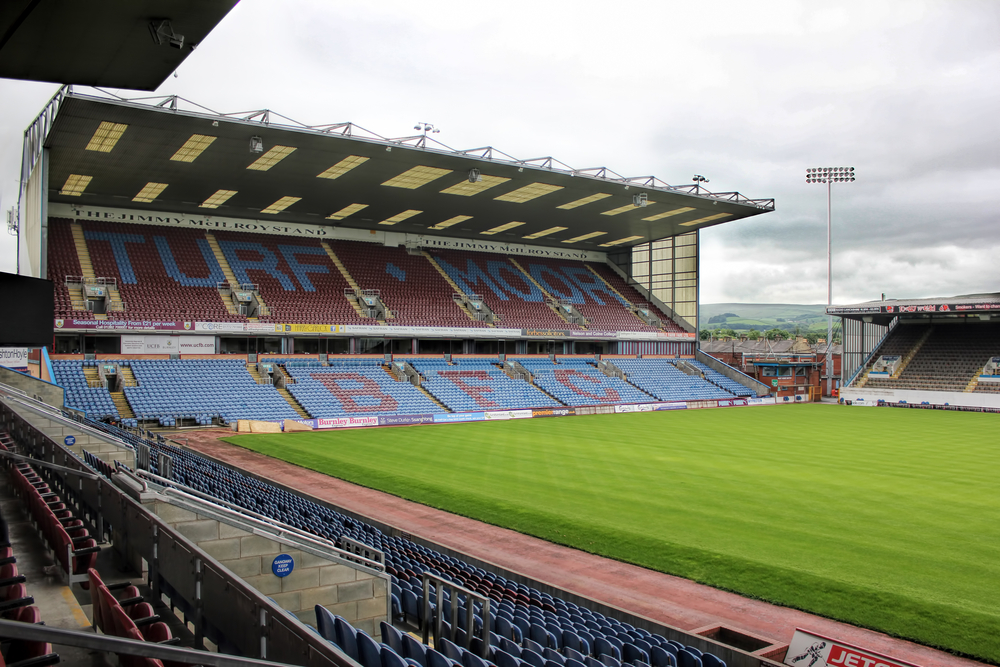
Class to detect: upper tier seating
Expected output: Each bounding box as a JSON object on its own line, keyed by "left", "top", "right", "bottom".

{"left": 411, "top": 358, "right": 562, "bottom": 412}
{"left": 865, "top": 323, "right": 1000, "bottom": 393}
{"left": 212, "top": 231, "right": 364, "bottom": 324}
{"left": 78, "top": 421, "right": 726, "bottom": 667}
{"left": 51, "top": 360, "right": 119, "bottom": 420}
{"left": 429, "top": 251, "right": 575, "bottom": 330}
{"left": 81, "top": 221, "right": 243, "bottom": 322}
{"left": 614, "top": 359, "right": 736, "bottom": 402}
{"left": 285, "top": 360, "right": 442, "bottom": 418}
{"left": 511, "top": 257, "right": 660, "bottom": 333}
{"left": 48, "top": 219, "right": 91, "bottom": 320}
{"left": 334, "top": 241, "right": 487, "bottom": 328}
{"left": 124, "top": 359, "right": 300, "bottom": 422}
{"left": 584, "top": 264, "right": 686, "bottom": 334}
{"left": 517, "top": 358, "right": 654, "bottom": 406}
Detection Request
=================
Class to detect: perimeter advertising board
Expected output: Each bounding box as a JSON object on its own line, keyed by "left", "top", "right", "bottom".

{"left": 785, "top": 629, "right": 919, "bottom": 667}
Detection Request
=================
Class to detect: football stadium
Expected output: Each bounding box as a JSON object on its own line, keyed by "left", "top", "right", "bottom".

{"left": 0, "top": 4, "right": 998, "bottom": 667}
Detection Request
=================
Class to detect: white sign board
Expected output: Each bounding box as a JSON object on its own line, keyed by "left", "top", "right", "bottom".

{"left": 121, "top": 335, "right": 216, "bottom": 354}
{"left": 785, "top": 629, "right": 920, "bottom": 667}
{"left": 0, "top": 348, "right": 29, "bottom": 370}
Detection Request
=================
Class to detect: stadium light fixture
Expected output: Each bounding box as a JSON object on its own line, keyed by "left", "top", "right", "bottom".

{"left": 806, "top": 166, "right": 856, "bottom": 397}
{"left": 692, "top": 174, "right": 709, "bottom": 193}
{"left": 249, "top": 136, "right": 264, "bottom": 154}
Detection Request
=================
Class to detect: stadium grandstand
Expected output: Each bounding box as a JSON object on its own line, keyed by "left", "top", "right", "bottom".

{"left": 6, "top": 5, "right": 997, "bottom": 667}
{"left": 831, "top": 294, "right": 1000, "bottom": 411}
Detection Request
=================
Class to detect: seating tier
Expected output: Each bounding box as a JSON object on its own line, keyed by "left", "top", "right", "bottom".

{"left": 614, "top": 359, "right": 736, "bottom": 402}
{"left": 212, "top": 231, "right": 364, "bottom": 324}
{"left": 517, "top": 358, "right": 654, "bottom": 406}
{"left": 334, "top": 241, "right": 486, "bottom": 328}
{"left": 411, "top": 358, "right": 562, "bottom": 412}
{"left": 124, "top": 359, "right": 299, "bottom": 422}
{"left": 286, "top": 361, "right": 441, "bottom": 418}
{"left": 51, "top": 360, "right": 119, "bottom": 419}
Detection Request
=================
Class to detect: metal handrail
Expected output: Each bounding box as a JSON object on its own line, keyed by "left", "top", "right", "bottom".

{"left": 0, "top": 620, "right": 304, "bottom": 667}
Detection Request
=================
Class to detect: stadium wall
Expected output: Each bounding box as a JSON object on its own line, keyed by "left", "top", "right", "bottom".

{"left": 842, "top": 387, "right": 1000, "bottom": 409}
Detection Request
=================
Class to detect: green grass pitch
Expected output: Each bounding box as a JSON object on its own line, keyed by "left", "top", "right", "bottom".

{"left": 224, "top": 405, "right": 1000, "bottom": 663}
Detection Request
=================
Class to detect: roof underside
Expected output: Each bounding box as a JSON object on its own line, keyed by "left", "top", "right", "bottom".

{"left": 41, "top": 94, "right": 774, "bottom": 252}
{"left": 0, "top": 0, "right": 237, "bottom": 90}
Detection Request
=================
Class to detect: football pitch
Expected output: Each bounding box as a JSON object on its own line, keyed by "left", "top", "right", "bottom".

{"left": 224, "top": 405, "right": 1000, "bottom": 662}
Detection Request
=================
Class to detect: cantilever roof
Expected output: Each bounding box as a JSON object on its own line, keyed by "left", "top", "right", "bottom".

{"left": 0, "top": 0, "right": 238, "bottom": 90}
{"left": 38, "top": 90, "right": 775, "bottom": 251}
{"left": 828, "top": 293, "right": 1000, "bottom": 325}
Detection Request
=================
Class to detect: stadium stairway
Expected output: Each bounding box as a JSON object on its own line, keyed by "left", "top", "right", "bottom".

{"left": 277, "top": 386, "right": 312, "bottom": 418}
{"left": 70, "top": 222, "right": 96, "bottom": 281}
{"left": 82, "top": 365, "right": 100, "bottom": 387}
{"left": 203, "top": 232, "right": 252, "bottom": 317}
{"left": 421, "top": 251, "right": 484, "bottom": 325}
{"left": 416, "top": 384, "right": 450, "bottom": 412}
{"left": 246, "top": 363, "right": 266, "bottom": 384}
{"left": 321, "top": 242, "right": 371, "bottom": 320}
{"left": 109, "top": 391, "right": 135, "bottom": 419}
{"left": 70, "top": 222, "right": 111, "bottom": 319}
{"left": 508, "top": 258, "right": 575, "bottom": 326}
{"left": 584, "top": 265, "right": 657, "bottom": 330}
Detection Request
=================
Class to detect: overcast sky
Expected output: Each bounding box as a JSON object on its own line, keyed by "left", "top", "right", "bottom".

{"left": 1, "top": 0, "right": 997, "bottom": 305}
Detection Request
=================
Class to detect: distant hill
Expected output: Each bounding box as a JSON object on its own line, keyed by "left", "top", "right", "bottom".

{"left": 699, "top": 303, "right": 831, "bottom": 333}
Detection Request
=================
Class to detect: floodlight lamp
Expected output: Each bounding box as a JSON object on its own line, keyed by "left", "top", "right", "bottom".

{"left": 632, "top": 193, "right": 648, "bottom": 207}
{"left": 212, "top": 120, "right": 219, "bottom": 127}
{"left": 468, "top": 169, "right": 482, "bottom": 183}
{"left": 249, "top": 136, "right": 263, "bottom": 153}
{"left": 149, "top": 19, "right": 184, "bottom": 49}
{"left": 386, "top": 146, "right": 392, "bottom": 152}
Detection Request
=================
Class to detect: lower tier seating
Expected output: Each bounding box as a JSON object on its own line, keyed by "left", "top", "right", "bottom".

{"left": 688, "top": 361, "right": 756, "bottom": 397}
{"left": 51, "top": 360, "right": 120, "bottom": 420}
{"left": 517, "top": 358, "right": 654, "bottom": 406}
{"left": 411, "top": 359, "right": 561, "bottom": 412}
{"left": 124, "top": 359, "right": 300, "bottom": 422}
{"left": 614, "top": 359, "right": 735, "bottom": 402}
{"left": 286, "top": 362, "right": 442, "bottom": 418}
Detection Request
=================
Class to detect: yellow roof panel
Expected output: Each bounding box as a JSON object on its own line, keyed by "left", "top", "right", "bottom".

{"left": 556, "top": 193, "right": 611, "bottom": 210}
{"left": 170, "top": 134, "right": 216, "bottom": 162}
{"left": 85, "top": 121, "right": 127, "bottom": 153}
{"left": 481, "top": 222, "right": 525, "bottom": 236}
{"left": 378, "top": 209, "right": 423, "bottom": 225}
{"left": 132, "top": 182, "right": 168, "bottom": 203}
{"left": 260, "top": 196, "right": 302, "bottom": 214}
{"left": 59, "top": 174, "right": 92, "bottom": 196}
{"left": 642, "top": 207, "right": 695, "bottom": 221}
{"left": 679, "top": 213, "right": 732, "bottom": 227}
{"left": 522, "top": 226, "right": 568, "bottom": 240}
{"left": 561, "top": 231, "right": 606, "bottom": 243}
{"left": 200, "top": 189, "right": 238, "bottom": 209}
{"left": 327, "top": 203, "right": 368, "bottom": 220}
{"left": 317, "top": 155, "right": 369, "bottom": 180}
{"left": 247, "top": 145, "right": 297, "bottom": 171}
{"left": 440, "top": 174, "right": 511, "bottom": 196}
{"left": 494, "top": 182, "right": 564, "bottom": 203}
{"left": 428, "top": 215, "right": 473, "bottom": 231}
{"left": 382, "top": 165, "right": 453, "bottom": 189}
